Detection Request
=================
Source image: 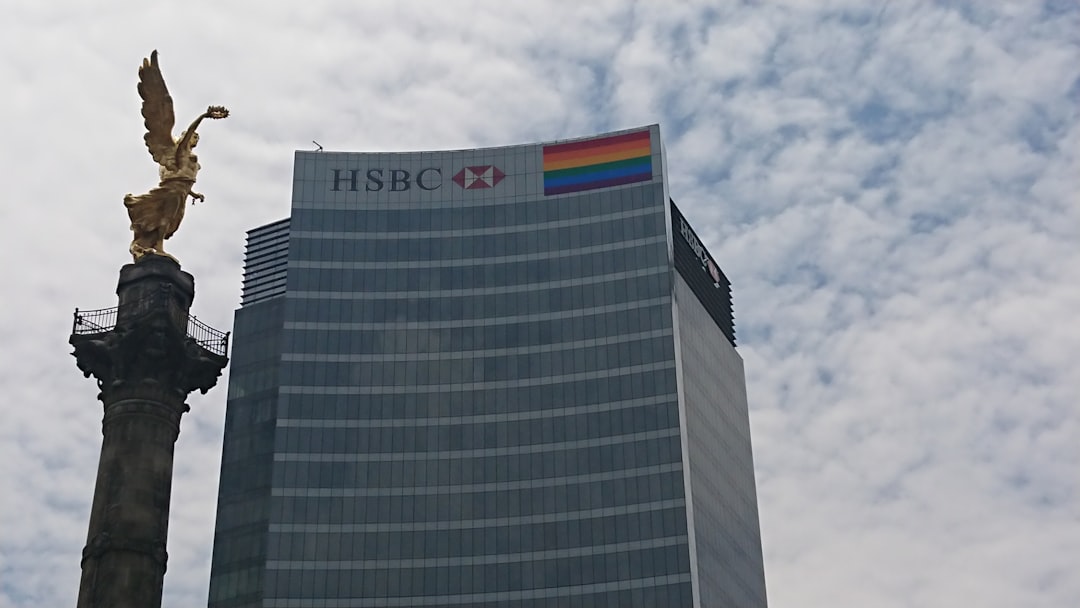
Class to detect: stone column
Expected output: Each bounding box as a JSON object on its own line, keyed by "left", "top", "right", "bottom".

{"left": 70, "top": 255, "right": 228, "bottom": 608}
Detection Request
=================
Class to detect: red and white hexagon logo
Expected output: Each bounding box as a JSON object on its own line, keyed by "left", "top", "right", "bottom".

{"left": 452, "top": 165, "right": 505, "bottom": 189}
{"left": 707, "top": 259, "right": 721, "bottom": 285}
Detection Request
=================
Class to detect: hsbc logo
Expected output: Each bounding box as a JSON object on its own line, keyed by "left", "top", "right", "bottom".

{"left": 706, "top": 258, "right": 721, "bottom": 284}
{"left": 330, "top": 165, "right": 505, "bottom": 192}
{"left": 452, "top": 165, "right": 505, "bottom": 189}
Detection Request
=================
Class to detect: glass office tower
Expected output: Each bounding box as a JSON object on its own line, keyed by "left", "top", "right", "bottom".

{"left": 208, "top": 126, "right": 767, "bottom": 607}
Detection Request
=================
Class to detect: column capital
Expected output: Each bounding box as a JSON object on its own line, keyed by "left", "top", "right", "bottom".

{"left": 70, "top": 255, "right": 228, "bottom": 405}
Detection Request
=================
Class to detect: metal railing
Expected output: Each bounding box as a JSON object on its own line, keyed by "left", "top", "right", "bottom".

{"left": 188, "top": 315, "right": 230, "bottom": 357}
{"left": 72, "top": 306, "right": 117, "bottom": 335}
{"left": 72, "top": 304, "right": 230, "bottom": 358}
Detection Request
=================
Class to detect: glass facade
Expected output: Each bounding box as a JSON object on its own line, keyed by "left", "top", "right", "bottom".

{"left": 208, "top": 126, "right": 766, "bottom": 607}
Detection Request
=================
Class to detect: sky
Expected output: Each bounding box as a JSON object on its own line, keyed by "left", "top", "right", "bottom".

{"left": 1, "top": 1, "right": 1077, "bottom": 606}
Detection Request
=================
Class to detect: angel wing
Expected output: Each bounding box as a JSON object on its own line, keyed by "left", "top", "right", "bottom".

{"left": 137, "top": 50, "right": 178, "bottom": 170}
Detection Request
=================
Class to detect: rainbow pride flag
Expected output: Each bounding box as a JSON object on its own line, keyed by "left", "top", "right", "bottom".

{"left": 543, "top": 130, "right": 653, "bottom": 195}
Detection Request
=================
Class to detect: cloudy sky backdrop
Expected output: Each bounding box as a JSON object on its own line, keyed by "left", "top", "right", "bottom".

{"left": 1, "top": 1, "right": 1077, "bottom": 606}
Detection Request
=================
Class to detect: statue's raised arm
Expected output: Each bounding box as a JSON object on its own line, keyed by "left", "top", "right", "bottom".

{"left": 123, "top": 50, "right": 229, "bottom": 262}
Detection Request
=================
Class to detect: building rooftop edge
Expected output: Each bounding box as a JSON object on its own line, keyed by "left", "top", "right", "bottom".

{"left": 294, "top": 124, "right": 662, "bottom": 158}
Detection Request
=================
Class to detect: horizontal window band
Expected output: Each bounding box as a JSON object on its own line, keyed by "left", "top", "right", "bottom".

{"left": 279, "top": 361, "right": 675, "bottom": 394}
{"left": 245, "top": 239, "right": 289, "bottom": 254}
{"left": 289, "top": 206, "right": 661, "bottom": 240}
{"left": 290, "top": 180, "right": 665, "bottom": 212}
{"left": 283, "top": 297, "right": 670, "bottom": 331}
{"left": 266, "top": 535, "right": 688, "bottom": 570}
{"left": 261, "top": 573, "right": 692, "bottom": 607}
{"left": 287, "top": 267, "right": 666, "bottom": 299}
{"left": 242, "top": 290, "right": 286, "bottom": 302}
{"left": 247, "top": 217, "right": 290, "bottom": 237}
{"left": 281, "top": 328, "right": 673, "bottom": 363}
{"left": 242, "top": 295, "right": 285, "bottom": 305}
{"left": 243, "top": 276, "right": 287, "bottom": 289}
{"left": 271, "top": 463, "right": 683, "bottom": 498}
{"left": 244, "top": 253, "right": 289, "bottom": 270}
{"left": 274, "top": 428, "right": 679, "bottom": 462}
{"left": 288, "top": 235, "right": 665, "bottom": 270}
{"left": 247, "top": 243, "right": 289, "bottom": 256}
{"left": 268, "top": 499, "right": 686, "bottom": 534}
{"left": 277, "top": 394, "right": 676, "bottom": 428}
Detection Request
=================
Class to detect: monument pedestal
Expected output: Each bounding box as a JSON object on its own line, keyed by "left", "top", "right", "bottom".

{"left": 70, "top": 255, "right": 228, "bottom": 608}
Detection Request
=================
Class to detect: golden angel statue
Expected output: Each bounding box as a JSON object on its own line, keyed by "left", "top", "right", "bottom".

{"left": 123, "top": 50, "right": 228, "bottom": 261}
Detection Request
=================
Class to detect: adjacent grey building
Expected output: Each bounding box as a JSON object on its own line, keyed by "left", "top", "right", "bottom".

{"left": 208, "top": 126, "right": 767, "bottom": 607}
